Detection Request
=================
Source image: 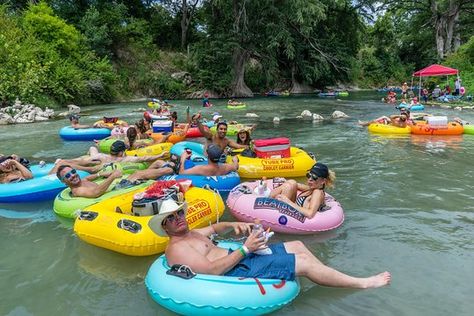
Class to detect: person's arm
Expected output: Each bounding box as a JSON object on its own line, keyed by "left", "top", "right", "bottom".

{"left": 166, "top": 230, "right": 266, "bottom": 275}
{"left": 276, "top": 189, "right": 325, "bottom": 219}
{"left": 227, "top": 139, "right": 247, "bottom": 149}
{"left": 194, "top": 222, "right": 253, "bottom": 237}
{"left": 9, "top": 160, "right": 33, "bottom": 180}
{"left": 74, "top": 170, "right": 122, "bottom": 198}
{"left": 220, "top": 156, "right": 239, "bottom": 173}
{"left": 196, "top": 119, "right": 213, "bottom": 139}
{"left": 126, "top": 152, "right": 168, "bottom": 162}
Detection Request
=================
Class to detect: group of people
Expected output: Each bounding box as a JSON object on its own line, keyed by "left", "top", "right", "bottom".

{"left": 2, "top": 103, "right": 392, "bottom": 296}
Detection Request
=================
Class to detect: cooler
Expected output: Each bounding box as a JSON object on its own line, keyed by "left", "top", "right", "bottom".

{"left": 426, "top": 116, "right": 448, "bottom": 126}
{"left": 253, "top": 137, "right": 291, "bottom": 159}
{"left": 152, "top": 120, "right": 173, "bottom": 133}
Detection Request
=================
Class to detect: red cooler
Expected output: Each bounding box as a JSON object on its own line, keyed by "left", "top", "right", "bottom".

{"left": 253, "top": 137, "right": 291, "bottom": 159}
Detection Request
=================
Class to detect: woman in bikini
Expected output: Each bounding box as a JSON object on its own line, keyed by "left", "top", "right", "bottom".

{"left": 269, "top": 163, "right": 335, "bottom": 219}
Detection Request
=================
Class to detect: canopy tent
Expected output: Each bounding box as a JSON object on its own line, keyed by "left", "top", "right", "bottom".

{"left": 412, "top": 64, "right": 459, "bottom": 77}
{"left": 411, "top": 64, "right": 460, "bottom": 98}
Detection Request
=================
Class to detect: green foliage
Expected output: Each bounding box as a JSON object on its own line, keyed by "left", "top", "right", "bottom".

{"left": 0, "top": 3, "right": 116, "bottom": 106}
{"left": 445, "top": 36, "right": 474, "bottom": 95}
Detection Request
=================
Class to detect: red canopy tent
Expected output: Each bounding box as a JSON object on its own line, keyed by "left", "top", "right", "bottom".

{"left": 413, "top": 64, "right": 458, "bottom": 77}
{"left": 411, "top": 64, "right": 460, "bottom": 98}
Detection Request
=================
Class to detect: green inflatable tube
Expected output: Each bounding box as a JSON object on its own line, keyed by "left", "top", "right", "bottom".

{"left": 53, "top": 177, "right": 153, "bottom": 218}
{"left": 98, "top": 138, "right": 153, "bottom": 154}
{"left": 100, "top": 162, "right": 149, "bottom": 174}
{"left": 463, "top": 125, "right": 474, "bottom": 135}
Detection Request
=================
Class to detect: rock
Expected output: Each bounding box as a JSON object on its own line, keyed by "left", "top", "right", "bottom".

{"left": 15, "top": 117, "right": 34, "bottom": 124}
{"left": 187, "top": 90, "right": 219, "bottom": 99}
{"left": 133, "top": 108, "right": 147, "bottom": 112}
{"left": 296, "top": 115, "right": 303, "bottom": 119}
{"left": 34, "top": 116, "right": 49, "bottom": 122}
{"left": 440, "top": 105, "right": 450, "bottom": 109}
{"left": 301, "top": 110, "right": 312, "bottom": 117}
{"left": 171, "top": 71, "right": 192, "bottom": 85}
{"left": 331, "top": 110, "right": 349, "bottom": 119}
{"left": 245, "top": 113, "right": 259, "bottom": 118}
{"left": 273, "top": 117, "right": 280, "bottom": 123}
{"left": 312, "top": 113, "right": 324, "bottom": 120}
{"left": 454, "top": 106, "right": 462, "bottom": 111}
{"left": 67, "top": 104, "right": 81, "bottom": 114}
{"left": 27, "top": 111, "right": 36, "bottom": 121}
{"left": 290, "top": 82, "right": 314, "bottom": 94}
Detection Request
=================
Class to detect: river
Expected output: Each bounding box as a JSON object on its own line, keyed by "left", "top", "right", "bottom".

{"left": 1, "top": 93, "right": 473, "bottom": 315}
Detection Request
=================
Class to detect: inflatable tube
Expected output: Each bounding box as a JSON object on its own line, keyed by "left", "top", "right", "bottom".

{"left": 186, "top": 127, "right": 204, "bottom": 138}
{"left": 227, "top": 179, "right": 344, "bottom": 234}
{"left": 0, "top": 163, "right": 89, "bottom": 203}
{"left": 336, "top": 91, "right": 349, "bottom": 97}
{"left": 409, "top": 104, "right": 425, "bottom": 111}
{"left": 145, "top": 241, "right": 300, "bottom": 315}
{"left": 73, "top": 186, "right": 224, "bottom": 256}
{"left": 170, "top": 141, "right": 208, "bottom": 162}
{"left": 368, "top": 124, "right": 411, "bottom": 134}
{"left": 59, "top": 126, "right": 111, "bottom": 141}
{"left": 98, "top": 138, "right": 154, "bottom": 154}
{"left": 126, "top": 142, "right": 173, "bottom": 157}
{"left": 93, "top": 120, "right": 127, "bottom": 129}
{"left": 159, "top": 172, "right": 240, "bottom": 194}
{"left": 463, "top": 124, "right": 474, "bottom": 135}
{"left": 460, "top": 87, "right": 465, "bottom": 95}
{"left": 53, "top": 178, "right": 154, "bottom": 218}
{"left": 410, "top": 122, "right": 464, "bottom": 135}
{"left": 100, "top": 162, "right": 149, "bottom": 174}
{"left": 227, "top": 103, "right": 247, "bottom": 109}
{"left": 318, "top": 92, "right": 336, "bottom": 97}
{"left": 227, "top": 147, "right": 315, "bottom": 179}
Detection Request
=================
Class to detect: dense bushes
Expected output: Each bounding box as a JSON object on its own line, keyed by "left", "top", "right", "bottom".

{"left": 0, "top": 3, "right": 115, "bottom": 107}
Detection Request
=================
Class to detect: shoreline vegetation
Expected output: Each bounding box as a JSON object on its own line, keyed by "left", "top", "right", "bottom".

{"left": 1, "top": 2, "right": 473, "bottom": 109}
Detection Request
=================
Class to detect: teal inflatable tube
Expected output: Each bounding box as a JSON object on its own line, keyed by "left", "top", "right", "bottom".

{"left": 170, "top": 141, "right": 207, "bottom": 162}
{"left": 59, "top": 126, "right": 111, "bottom": 141}
{"left": 145, "top": 241, "right": 300, "bottom": 315}
{"left": 159, "top": 172, "right": 240, "bottom": 194}
{"left": 0, "top": 163, "right": 89, "bottom": 203}
{"left": 409, "top": 104, "right": 425, "bottom": 111}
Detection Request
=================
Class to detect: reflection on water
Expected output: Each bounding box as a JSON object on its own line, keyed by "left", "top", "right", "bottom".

{"left": 1, "top": 95, "right": 474, "bottom": 316}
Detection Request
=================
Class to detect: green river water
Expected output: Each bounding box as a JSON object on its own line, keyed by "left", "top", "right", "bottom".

{"left": 1, "top": 93, "right": 473, "bottom": 315}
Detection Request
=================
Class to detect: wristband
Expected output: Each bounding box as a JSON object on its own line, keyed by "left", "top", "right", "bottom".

{"left": 239, "top": 245, "right": 249, "bottom": 256}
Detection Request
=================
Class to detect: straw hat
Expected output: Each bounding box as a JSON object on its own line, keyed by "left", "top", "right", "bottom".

{"left": 148, "top": 199, "right": 187, "bottom": 237}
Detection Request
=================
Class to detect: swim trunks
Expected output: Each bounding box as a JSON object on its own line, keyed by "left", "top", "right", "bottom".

{"left": 224, "top": 243, "right": 296, "bottom": 280}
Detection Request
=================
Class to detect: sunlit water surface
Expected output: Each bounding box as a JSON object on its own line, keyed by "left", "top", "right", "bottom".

{"left": 1, "top": 93, "right": 473, "bottom": 315}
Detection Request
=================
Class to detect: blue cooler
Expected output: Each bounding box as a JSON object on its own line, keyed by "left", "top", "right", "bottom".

{"left": 152, "top": 120, "right": 173, "bottom": 133}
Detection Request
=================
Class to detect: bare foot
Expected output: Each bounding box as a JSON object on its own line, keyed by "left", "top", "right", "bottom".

{"left": 362, "top": 271, "right": 391, "bottom": 289}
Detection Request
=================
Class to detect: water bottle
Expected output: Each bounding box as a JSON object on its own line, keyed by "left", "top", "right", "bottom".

{"left": 252, "top": 220, "right": 273, "bottom": 255}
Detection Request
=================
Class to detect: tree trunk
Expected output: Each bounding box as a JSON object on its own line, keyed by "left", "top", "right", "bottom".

{"left": 180, "top": 0, "right": 188, "bottom": 50}
{"left": 444, "top": 2, "right": 460, "bottom": 55}
{"left": 230, "top": 48, "right": 253, "bottom": 97}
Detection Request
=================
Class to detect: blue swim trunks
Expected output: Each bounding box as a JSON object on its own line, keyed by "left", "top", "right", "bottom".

{"left": 224, "top": 243, "right": 296, "bottom": 280}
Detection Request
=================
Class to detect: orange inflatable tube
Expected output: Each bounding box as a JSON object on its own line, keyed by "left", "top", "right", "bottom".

{"left": 410, "top": 122, "right": 464, "bottom": 135}
{"left": 148, "top": 124, "right": 188, "bottom": 144}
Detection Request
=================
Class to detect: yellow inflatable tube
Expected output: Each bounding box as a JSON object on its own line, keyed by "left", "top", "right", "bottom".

{"left": 228, "top": 147, "right": 315, "bottom": 178}
{"left": 126, "top": 142, "right": 173, "bottom": 158}
{"left": 368, "top": 123, "right": 411, "bottom": 134}
{"left": 74, "top": 186, "right": 225, "bottom": 256}
{"left": 94, "top": 120, "right": 127, "bottom": 128}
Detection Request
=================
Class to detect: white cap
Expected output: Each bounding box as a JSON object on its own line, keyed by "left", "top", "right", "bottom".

{"left": 212, "top": 114, "right": 223, "bottom": 121}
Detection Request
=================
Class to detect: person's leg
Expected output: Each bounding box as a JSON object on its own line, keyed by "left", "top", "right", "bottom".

{"left": 284, "top": 241, "right": 391, "bottom": 289}
{"left": 126, "top": 164, "right": 174, "bottom": 182}
{"left": 269, "top": 179, "right": 297, "bottom": 200}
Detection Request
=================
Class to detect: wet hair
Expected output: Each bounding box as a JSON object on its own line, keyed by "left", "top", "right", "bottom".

{"left": 127, "top": 126, "right": 138, "bottom": 148}
{"left": 236, "top": 130, "right": 252, "bottom": 145}
{"left": 216, "top": 121, "right": 228, "bottom": 129}
{"left": 171, "top": 112, "right": 178, "bottom": 121}
{"left": 135, "top": 119, "right": 147, "bottom": 134}
{"left": 56, "top": 164, "right": 72, "bottom": 179}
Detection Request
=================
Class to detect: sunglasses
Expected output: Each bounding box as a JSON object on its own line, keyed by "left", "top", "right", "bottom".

{"left": 162, "top": 209, "right": 185, "bottom": 226}
{"left": 306, "top": 172, "right": 321, "bottom": 181}
{"left": 61, "top": 169, "right": 77, "bottom": 180}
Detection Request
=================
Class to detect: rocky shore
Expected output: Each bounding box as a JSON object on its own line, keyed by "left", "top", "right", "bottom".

{"left": 0, "top": 100, "right": 55, "bottom": 125}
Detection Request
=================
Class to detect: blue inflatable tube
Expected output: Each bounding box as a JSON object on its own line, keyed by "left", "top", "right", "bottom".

{"left": 145, "top": 241, "right": 300, "bottom": 315}
{"left": 0, "top": 163, "right": 89, "bottom": 203}
{"left": 159, "top": 172, "right": 240, "bottom": 194}
{"left": 170, "top": 141, "right": 207, "bottom": 162}
{"left": 59, "top": 126, "right": 111, "bottom": 141}
{"left": 409, "top": 104, "right": 425, "bottom": 111}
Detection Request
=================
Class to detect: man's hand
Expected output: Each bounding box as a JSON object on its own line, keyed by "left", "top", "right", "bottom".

{"left": 111, "top": 169, "right": 123, "bottom": 179}
{"left": 231, "top": 222, "right": 253, "bottom": 235}
{"left": 243, "top": 229, "right": 267, "bottom": 253}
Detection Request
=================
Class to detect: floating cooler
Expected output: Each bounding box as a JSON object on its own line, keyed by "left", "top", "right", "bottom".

{"left": 152, "top": 120, "right": 173, "bottom": 133}
{"left": 253, "top": 137, "right": 291, "bottom": 159}
{"left": 426, "top": 116, "right": 448, "bottom": 126}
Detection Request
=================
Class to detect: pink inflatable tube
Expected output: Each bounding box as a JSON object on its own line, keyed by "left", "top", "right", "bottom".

{"left": 226, "top": 179, "right": 344, "bottom": 234}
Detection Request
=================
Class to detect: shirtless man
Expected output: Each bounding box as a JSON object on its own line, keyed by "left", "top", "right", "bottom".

{"left": 0, "top": 157, "right": 33, "bottom": 184}
{"left": 57, "top": 164, "right": 123, "bottom": 198}
{"left": 178, "top": 144, "right": 238, "bottom": 176}
{"left": 148, "top": 204, "right": 391, "bottom": 289}
{"left": 193, "top": 114, "right": 247, "bottom": 151}
{"left": 87, "top": 140, "right": 167, "bottom": 164}
{"left": 69, "top": 115, "right": 91, "bottom": 129}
